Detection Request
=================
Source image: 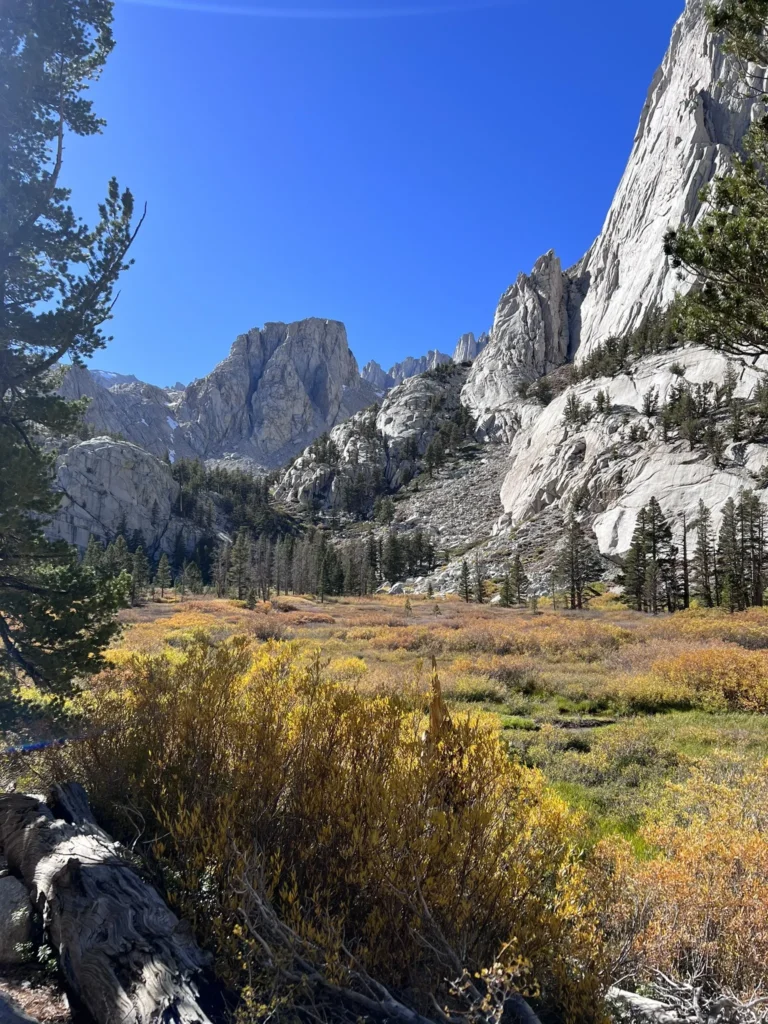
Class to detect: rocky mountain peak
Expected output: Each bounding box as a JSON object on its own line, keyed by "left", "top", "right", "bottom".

{"left": 60, "top": 318, "right": 378, "bottom": 476}
{"left": 573, "top": 0, "right": 768, "bottom": 358}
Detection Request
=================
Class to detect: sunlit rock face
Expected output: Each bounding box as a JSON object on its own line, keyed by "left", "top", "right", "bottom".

{"left": 573, "top": 0, "right": 768, "bottom": 358}
{"left": 463, "top": 0, "right": 768, "bottom": 446}
{"left": 61, "top": 319, "right": 378, "bottom": 470}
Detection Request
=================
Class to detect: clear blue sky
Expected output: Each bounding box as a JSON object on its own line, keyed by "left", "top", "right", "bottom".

{"left": 68, "top": 0, "right": 685, "bottom": 386}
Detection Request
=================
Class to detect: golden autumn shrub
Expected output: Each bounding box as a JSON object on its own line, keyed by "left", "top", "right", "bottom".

{"left": 650, "top": 647, "right": 768, "bottom": 712}
{"left": 54, "top": 633, "right": 607, "bottom": 1023}
{"left": 597, "top": 761, "right": 768, "bottom": 999}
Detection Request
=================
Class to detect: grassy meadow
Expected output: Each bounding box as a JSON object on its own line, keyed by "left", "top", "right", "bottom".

{"left": 109, "top": 591, "right": 768, "bottom": 839}
{"left": 7, "top": 593, "right": 768, "bottom": 1021}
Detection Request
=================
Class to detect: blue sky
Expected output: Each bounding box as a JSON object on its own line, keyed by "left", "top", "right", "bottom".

{"left": 69, "top": 0, "right": 686, "bottom": 386}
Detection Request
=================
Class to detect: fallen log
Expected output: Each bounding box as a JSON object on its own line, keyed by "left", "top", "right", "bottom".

{"left": 0, "top": 784, "right": 214, "bottom": 1024}
{"left": 0, "top": 994, "right": 40, "bottom": 1024}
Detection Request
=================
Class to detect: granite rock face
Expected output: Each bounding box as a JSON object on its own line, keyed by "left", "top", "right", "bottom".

{"left": 46, "top": 438, "right": 204, "bottom": 557}
{"left": 461, "top": 252, "right": 578, "bottom": 441}
{"left": 277, "top": 365, "right": 469, "bottom": 510}
{"left": 452, "top": 331, "right": 488, "bottom": 364}
{"left": 462, "top": 0, "right": 768, "bottom": 444}
{"left": 498, "top": 350, "right": 768, "bottom": 557}
{"left": 360, "top": 360, "right": 394, "bottom": 393}
{"left": 62, "top": 319, "right": 377, "bottom": 470}
{"left": 574, "top": 0, "right": 768, "bottom": 357}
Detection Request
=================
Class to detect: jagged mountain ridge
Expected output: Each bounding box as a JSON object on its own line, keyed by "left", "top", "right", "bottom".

{"left": 361, "top": 333, "right": 489, "bottom": 394}
{"left": 462, "top": 0, "right": 768, "bottom": 443}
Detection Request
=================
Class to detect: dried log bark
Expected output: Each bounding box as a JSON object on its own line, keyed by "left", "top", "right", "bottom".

{"left": 0, "top": 785, "right": 214, "bottom": 1024}
{"left": 0, "top": 994, "right": 41, "bottom": 1024}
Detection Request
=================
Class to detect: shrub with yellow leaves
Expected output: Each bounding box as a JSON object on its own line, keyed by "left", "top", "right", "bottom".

{"left": 597, "top": 759, "right": 768, "bottom": 1000}
{"left": 51, "top": 632, "right": 608, "bottom": 1024}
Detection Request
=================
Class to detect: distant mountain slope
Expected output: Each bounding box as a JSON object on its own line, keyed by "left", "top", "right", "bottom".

{"left": 60, "top": 318, "right": 378, "bottom": 470}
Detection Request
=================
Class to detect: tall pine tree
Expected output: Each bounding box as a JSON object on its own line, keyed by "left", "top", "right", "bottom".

{"left": 0, "top": 0, "right": 141, "bottom": 689}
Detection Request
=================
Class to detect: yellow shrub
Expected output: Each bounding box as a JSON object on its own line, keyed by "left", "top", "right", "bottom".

{"left": 328, "top": 655, "right": 368, "bottom": 683}
{"left": 54, "top": 634, "right": 607, "bottom": 1023}
{"left": 597, "top": 762, "right": 768, "bottom": 998}
{"left": 651, "top": 647, "right": 768, "bottom": 712}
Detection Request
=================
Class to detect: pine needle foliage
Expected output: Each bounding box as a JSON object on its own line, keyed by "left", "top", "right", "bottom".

{"left": 0, "top": 0, "right": 140, "bottom": 690}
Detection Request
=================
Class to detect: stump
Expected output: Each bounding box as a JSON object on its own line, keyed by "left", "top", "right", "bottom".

{"left": 0, "top": 784, "right": 214, "bottom": 1024}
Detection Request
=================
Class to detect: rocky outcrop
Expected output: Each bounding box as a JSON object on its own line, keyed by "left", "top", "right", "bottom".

{"left": 573, "top": 0, "right": 768, "bottom": 357}
{"left": 461, "top": 0, "right": 768, "bottom": 419}
{"left": 277, "top": 365, "right": 470, "bottom": 510}
{"left": 178, "top": 319, "right": 376, "bottom": 467}
{"left": 45, "top": 438, "right": 202, "bottom": 557}
{"left": 388, "top": 350, "right": 452, "bottom": 385}
{"left": 63, "top": 319, "right": 377, "bottom": 470}
{"left": 498, "top": 349, "right": 768, "bottom": 556}
{"left": 461, "top": 252, "right": 578, "bottom": 441}
{"left": 452, "top": 332, "right": 488, "bottom": 364}
{"left": 361, "top": 360, "right": 394, "bottom": 393}
{"left": 362, "top": 337, "right": 488, "bottom": 398}
{"left": 60, "top": 366, "right": 197, "bottom": 462}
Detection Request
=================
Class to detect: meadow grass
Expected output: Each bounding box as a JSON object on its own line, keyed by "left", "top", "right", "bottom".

{"left": 102, "top": 593, "right": 768, "bottom": 837}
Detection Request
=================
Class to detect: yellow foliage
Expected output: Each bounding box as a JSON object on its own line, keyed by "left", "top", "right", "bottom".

{"left": 597, "top": 761, "right": 768, "bottom": 998}
{"left": 650, "top": 647, "right": 768, "bottom": 712}
{"left": 54, "top": 633, "right": 607, "bottom": 1022}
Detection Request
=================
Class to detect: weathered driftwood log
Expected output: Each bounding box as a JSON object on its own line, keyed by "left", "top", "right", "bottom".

{"left": 0, "top": 994, "right": 41, "bottom": 1024}
{"left": 0, "top": 783, "right": 214, "bottom": 1024}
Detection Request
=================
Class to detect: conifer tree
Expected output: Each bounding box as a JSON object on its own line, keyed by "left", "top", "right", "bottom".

{"left": 691, "top": 499, "right": 715, "bottom": 607}
{"left": 230, "top": 530, "right": 252, "bottom": 601}
{"left": 0, "top": 0, "right": 141, "bottom": 690}
{"left": 473, "top": 555, "right": 486, "bottom": 604}
{"left": 131, "top": 547, "right": 149, "bottom": 604}
{"left": 460, "top": 559, "right": 471, "bottom": 603}
{"left": 557, "top": 512, "right": 600, "bottom": 610}
{"left": 718, "top": 497, "right": 744, "bottom": 613}
{"left": 508, "top": 551, "right": 529, "bottom": 605}
{"left": 622, "top": 509, "right": 648, "bottom": 612}
{"left": 681, "top": 511, "right": 691, "bottom": 610}
{"left": 183, "top": 560, "right": 203, "bottom": 595}
{"left": 212, "top": 541, "right": 230, "bottom": 598}
{"left": 155, "top": 553, "right": 172, "bottom": 598}
{"left": 83, "top": 536, "right": 105, "bottom": 576}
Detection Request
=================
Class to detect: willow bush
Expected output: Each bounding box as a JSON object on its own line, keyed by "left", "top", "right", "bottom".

{"left": 53, "top": 633, "right": 607, "bottom": 1023}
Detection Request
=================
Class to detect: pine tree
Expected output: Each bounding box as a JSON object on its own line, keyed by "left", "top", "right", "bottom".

{"left": 681, "top": 511, "right": 691, "bottom": 610}
{"left": 739, "top": 488, "right": 766, "bottom": 607}
{"left": 691, "top": 499, "right": 715, "bottom": 607}
{"left": 83, "top": 536, "right": 105, "bottom": 577}
{"left": 508, "top": 552, "right": 529, "bottom": 605}
{"left": 622, "top": 510, "right": 648, "bottom": 612}
{"left": 557, "top": 513, "right": 600, "bottom": 610}
{"left": 473, "top": 555, "right": 486, "bottom": 604}
{"left": 382, "top": 531, "right": 403, "bottom": 584}
{"left": 131, "top": 547, "right": 149, "bottom": 604}
{"left": 718, "top": 497, "right": 744, "bottom": 613}
{"left": 212, "top": 541, "right": 230, "bottom": 598}
{"left": 230, "top": 530, "right": 252, "bottom": 601}
{"left": 0, "top": 0, "right": 142, "bottom": 695}
{"left": 183, "top": 560, "right": 203, "bottom": 595}
{"left": 155, "top": 553, "right": 172, "bottom": 598}
{"left": 460, "top": 559, "right": 471, "bottom": 603}
{"left": 500, "top": 573, "right": 514, "bottom": 608}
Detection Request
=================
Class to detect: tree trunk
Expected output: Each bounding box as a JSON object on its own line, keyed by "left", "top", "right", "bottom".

{"left": 0, "top": 784, "right": 215, "bottom": 1024}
